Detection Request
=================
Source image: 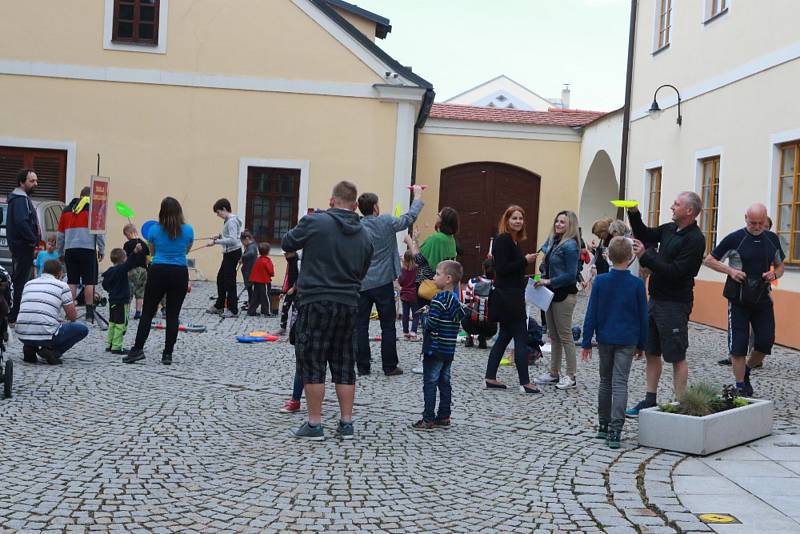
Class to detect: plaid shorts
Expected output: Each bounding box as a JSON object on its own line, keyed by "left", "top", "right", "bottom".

{"left": 128, "top": 267, "right": 147, "bottom": 299}
{"left": 295, "top": 301, "right": 357, "bottom": 385}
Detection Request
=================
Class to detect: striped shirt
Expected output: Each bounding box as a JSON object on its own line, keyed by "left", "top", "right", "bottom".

{"left": 424, "top": 290, "right": 465, "bottom": 359}
{"left": 15, "top": 274, "right": 73, "bottom": 341}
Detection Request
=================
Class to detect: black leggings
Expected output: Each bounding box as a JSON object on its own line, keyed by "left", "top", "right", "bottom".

{"left": 133, "top": 264, "right": 188, "bottom": 355}
{"left": 215, "top": 249, "right": 242, "bottom": 313}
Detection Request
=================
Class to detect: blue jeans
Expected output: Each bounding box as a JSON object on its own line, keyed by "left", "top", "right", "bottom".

{"left": 356, "top": 282, "right": 398, "bottom": 373}
{"left": 29, "top": 322, "right": 89, "bottom": 356}
{"left": 485, "top": 318, "right": 530, "bottom": 385}
{"left": 422, "top": 356, "right": 452, "bottom": 422}
{"left": 291, "top": 370, "right": 304, "bottom": 401}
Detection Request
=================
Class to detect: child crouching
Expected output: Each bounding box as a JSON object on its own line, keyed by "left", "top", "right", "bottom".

{"left": 580, "top": 237, "right": 647, "bottom": 449}
{"left": 413, "top": 260, "right": 465, "bottom": 430}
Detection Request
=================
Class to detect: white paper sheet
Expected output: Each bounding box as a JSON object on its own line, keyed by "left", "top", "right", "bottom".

{"left": 525, "top": 279, "right": 554, "bottom": 311}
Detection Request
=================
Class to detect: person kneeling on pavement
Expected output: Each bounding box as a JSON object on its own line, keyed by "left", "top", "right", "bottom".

{"left": 16, "top": 259, "right": 89, "bottom": 364}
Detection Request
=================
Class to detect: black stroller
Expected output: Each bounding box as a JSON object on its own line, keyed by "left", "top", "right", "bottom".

{"left": 0, "top": 265, "right": 13, "bottom": 398}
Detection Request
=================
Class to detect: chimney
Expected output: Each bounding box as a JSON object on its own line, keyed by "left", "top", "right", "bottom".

{"left": 561, "top": 84, "right": 571, "bottom": 109}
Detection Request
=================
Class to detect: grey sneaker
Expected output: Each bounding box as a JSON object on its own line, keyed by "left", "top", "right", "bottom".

{"left": 534, "top": 372, "right": 559, "bottom": 385}
{"left": 292, "top": 422, "right": 324, "bottom": 441}
{"left": 336, "top": 420, "right": 354, "bottom": 440}
{"left": 222, "top": 309, "right": 239, "bottom": 318}
{"left": 206, "top": 305, "right": 223, "bottom": 315}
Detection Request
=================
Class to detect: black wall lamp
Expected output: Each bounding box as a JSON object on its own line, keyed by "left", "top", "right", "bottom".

{"left": 649, "top": 84, "right": 682, "bottom": 126}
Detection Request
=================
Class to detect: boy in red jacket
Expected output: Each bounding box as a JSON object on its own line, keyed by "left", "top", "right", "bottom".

{"left": 248, "top": 242, "right": 275, "bottom": 316}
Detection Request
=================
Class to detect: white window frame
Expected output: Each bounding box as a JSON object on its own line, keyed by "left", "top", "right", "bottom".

{"left": 103, "top": 0, "right": 169, "bottom": 54}
{"left": 642, "top": 160, "right": 664, "bottom": 225}
{"left": 704, "top": 0, "right": 730, "bottom": 23}
{"left": 652, "top": 0, "right": 673, "bottom": 54}
{"left": 694, "top": 146, "right": 725, "bottom": 248}
{"left": 768, "top": 128, "right": 800, "bottom": 222}
{"left": 237, "top": 158, "right": 310, "bottom": 255}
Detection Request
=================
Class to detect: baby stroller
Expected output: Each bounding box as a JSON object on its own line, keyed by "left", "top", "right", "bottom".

{"left": 0, "top": 265, "right": 13, "bottom": 398}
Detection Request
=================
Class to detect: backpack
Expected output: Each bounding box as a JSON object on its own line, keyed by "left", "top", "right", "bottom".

{"left": 466, "top": 279, "right": 493, "bottom": 324}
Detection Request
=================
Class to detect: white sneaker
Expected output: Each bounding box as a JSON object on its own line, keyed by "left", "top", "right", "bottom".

{"left": 412, "top": 356, "right": 424, "bottom": 374}
{"left": 534, "top": 372, "right": 559, "bottom": 385}
{"left": 556, "top": 376, "right": 577, "bottom": 390}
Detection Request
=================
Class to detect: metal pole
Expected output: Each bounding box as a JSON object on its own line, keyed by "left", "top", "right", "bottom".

{"left": 617, "top": 0, "right": 638, "bottom": 220}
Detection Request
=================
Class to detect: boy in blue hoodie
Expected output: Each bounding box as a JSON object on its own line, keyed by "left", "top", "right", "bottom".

{"left": 581, "top": 236, "right": 647, "bottom": 449}
{"left": 102, "top": 245, "right": 142, "bottom": 354}
{"left": 412, "top": 260, "right": 465, "bottom": 430}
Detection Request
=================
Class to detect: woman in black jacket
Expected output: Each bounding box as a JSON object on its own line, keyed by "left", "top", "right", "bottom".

{"left": 485, "top": 205, "right": 540, "bottom": 394}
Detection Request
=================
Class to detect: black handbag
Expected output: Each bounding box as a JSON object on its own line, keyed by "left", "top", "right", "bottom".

{"left": 723, "top": 276, "right": 768, "bottom": 306}
{"left": 487, "top": 284, "right": 501, "bottom": 323}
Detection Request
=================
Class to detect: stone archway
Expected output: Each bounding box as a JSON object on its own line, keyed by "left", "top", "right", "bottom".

{"left": 579, "top": 150, "right": 618, "bottom": 238}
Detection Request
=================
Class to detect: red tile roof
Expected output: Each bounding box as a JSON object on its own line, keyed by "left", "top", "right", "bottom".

{"left": 428, "top": 103, "right": 606, "bottom": 127}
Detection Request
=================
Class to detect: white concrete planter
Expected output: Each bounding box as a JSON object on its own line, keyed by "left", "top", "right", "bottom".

{"left": 638, "top": 398, "right": 773, "bottom": 456}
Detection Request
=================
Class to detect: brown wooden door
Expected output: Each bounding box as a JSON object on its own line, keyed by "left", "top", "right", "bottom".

{"left": 439, "top": 162, "right": 540, "bottom": 279}
{"left": 0, "top": 146, "right": 67, "bottom": 201}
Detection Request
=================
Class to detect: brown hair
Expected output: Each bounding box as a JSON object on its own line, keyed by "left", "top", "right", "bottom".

{"left": 240, "top": 230, "right": 254, "bottom": 242}
{"left": 607, "top": 236, "right": 633, "bottom": 265}
{"left": 43, "top": 259, "right": 63, "bottom": 277}
{"left": 110, "top": 248, "right": 126, "bottom": 265}
{"left": 402, "top": 249, "right": 415, "bottom": 270}
{"left": 438, "top": 259, "right": 463, "bottom": 284}
{"left": 123, "top": 223, "right": 138, "bottom": 237}
{"left": 497, "top": 205, "right": 527, "bottom": 242}
{"left": 591, "top": 217, "right": 614, "bottom": 240}
{"left": 258, "top": 242, "right": 271, "bottom": 256}
{"left": 158, "top": 196, "right": 185, "bottom": 240}
{"left": 332, "top": 181, "right": 358, "bottom": 204}
{"left": 438, "top": 207, "right": 459, "bottom": 235}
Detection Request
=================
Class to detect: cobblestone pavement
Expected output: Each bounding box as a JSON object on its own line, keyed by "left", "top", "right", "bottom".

{"left": 1, "top": 283, "right": 798, "bottom": 533}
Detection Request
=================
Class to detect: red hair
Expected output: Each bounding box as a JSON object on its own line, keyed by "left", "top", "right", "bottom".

{"left": 497, "top": 205, "right": 527, "bottom": 241}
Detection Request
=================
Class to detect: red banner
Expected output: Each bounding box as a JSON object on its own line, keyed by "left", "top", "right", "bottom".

{"left": 89, "top": 176, "right": 109, "bottom": 235}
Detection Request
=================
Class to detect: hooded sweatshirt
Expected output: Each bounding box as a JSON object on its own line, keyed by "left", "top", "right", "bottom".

{"left": 214, "top": 214, "right": 243, "bottom": 253}
{"left": 57, "top": 196, "right": 105, "bottom": 256}
{"left": 6, "top": 188, "right": 40, "bottom": 251}
{"left": 282, "top": 208, "right": 373, "bottom": 307}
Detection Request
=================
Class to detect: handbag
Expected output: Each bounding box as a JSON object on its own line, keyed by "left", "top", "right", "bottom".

{"left": 417, "top": 279, "right": 440, "bottom": 301}
{"left": 723, "top": 276, "right": 768, "bottom": 306}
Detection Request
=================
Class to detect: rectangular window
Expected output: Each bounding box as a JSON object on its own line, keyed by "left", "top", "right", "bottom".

{"left": 0, "top": 146, "right": 66, "bottom": 201}
{"left": 708, "top": 0, "right": 727, "bottom": 19}
{"left": 699, "top": 157, "right": 720, "bottom": 254}
{"left": 778, "top": 142, "right": 800, "bottom": 264}
{"left": 112, "top": 0, "right": 160, "bottom": 45}
{"left": 656, "top": 0, "right": 672, "bottom": 50}
{"left": 647, "top": 167, "right": 662, "bottom": 227}
{"left": 245, "top": 167, "right": 301, "bottom": 246}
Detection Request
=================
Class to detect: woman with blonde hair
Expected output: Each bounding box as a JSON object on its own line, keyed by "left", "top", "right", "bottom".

{"left": 484, "top": 205, "right": 540, "bottom": 393}
{"left": 535, "top": 210, "right": 581, "bottom": 390}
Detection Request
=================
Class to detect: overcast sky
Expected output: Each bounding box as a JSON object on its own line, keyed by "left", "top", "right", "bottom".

{"left": 351, "top": 0, "right": 631, "bottom": 111}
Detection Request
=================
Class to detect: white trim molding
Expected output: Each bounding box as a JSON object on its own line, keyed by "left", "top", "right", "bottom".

{"left": 290, "top": 0, "right": 415, "bottom": 86}
{"left": 391, "top": 103, "right": 415, "bottom": 251}
{"left": 634, "top": 39, "right": 800, "bottom": 122}
{"left": 768, "top": 127, "right": 800, "bottom": 216}
{"left": 237, "top": 158, "right": 310, "bottom": 253}
{"left": 0, "top": 59, "right": 423, "bottom": 101}
{"left": 694, "top": 146, "right": 726, "bottom": 235}
{"left": 0, "top": 137, "right": 76, "bottom": 203}
{"left": 372, "top": 84, "right": 427, "bottom": 103}
{"left": 642, "top": 159, "right": 664, "bottom": 222}
{"left": 103, "top": 0, "right": 169, "bottom": 55}
{"left": 421, "top": 119, "right": 581, "bottom": 142}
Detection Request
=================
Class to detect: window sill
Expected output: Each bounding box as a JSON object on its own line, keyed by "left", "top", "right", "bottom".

{"left": 104, "top": 40, "right": 165, "bottom": 54}
{"left": 652, "top": 43, "right": 670, "bottom": 57}
{"left": 703, "top": 8, "right": 729, "bottom": 25}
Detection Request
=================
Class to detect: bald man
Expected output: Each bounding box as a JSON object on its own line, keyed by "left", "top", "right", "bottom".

{"left": 703, "top": 203, "right": 785, "bottom": 397}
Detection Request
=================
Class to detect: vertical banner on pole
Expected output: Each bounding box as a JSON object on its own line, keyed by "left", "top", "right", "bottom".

{"left": 89, "top": 175, "right": 110, "bottom": 235}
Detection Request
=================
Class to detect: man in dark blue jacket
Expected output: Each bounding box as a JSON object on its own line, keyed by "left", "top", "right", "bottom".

{"left": 7, "top": 169, "right": 41, "bottom": 323}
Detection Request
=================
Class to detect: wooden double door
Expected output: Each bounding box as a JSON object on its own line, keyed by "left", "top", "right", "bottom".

{"left": 439, "top": 162, "right": 540, "bottom": 279}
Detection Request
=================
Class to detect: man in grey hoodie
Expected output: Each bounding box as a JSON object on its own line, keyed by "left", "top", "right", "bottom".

{"left": 282, "top": 181, "right": 373, "bottom": 441}
{"left": 207, "top": 198, "right": 243, "bottom": 317}
{"left": 7, "top": 168, "right": 41, "bottom": 323}
{"left": 355, "top": 186, "right": 424, "bottom": 376}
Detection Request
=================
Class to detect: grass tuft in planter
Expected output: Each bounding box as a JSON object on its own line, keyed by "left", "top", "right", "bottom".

{"left": 659, "top": 383, "right": 745, "bottom": 416}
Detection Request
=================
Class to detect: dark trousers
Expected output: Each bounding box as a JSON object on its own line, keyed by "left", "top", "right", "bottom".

{"left": 10, "top": 246, "right": 34, "bottom": 322}
{"left": 133, "top": 264, "right": 189, "bottom": 355}
{"left": 291, "top": 370, "right": 303, "bottom": 401}
{"left": 422, "top": 356, "right": 452, "bottom": 422}
{"left": 248, "top": 283, "right": 271, "bottom": 315}
{"left": 401, "top": 300, "right": 420, "bottom": 334}
{"left": 485, "top": 318, "right": 530, "bottom": 385}
{"left": 280, "top": 292, "right": 296, "bottom": 329}
{"left": 598, "top": 344, "right": 635, "bottom": 432}
{"left": 244, "top": 282, "right": 253, "bottom": 308}
{"left": 214, "top": 249, "right": 242, "bottom": 313}
{"left": 356, "top": 282, "right": 398, "bottom": 373}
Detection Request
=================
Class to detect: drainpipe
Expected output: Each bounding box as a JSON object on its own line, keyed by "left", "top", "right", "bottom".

{"left": 617, "top": 0, "right": 637, "bottom": 220}
{"left": 410, "top": 88, "right": 435, "bottom": 189}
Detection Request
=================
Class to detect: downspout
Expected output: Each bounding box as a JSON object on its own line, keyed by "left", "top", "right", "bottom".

{"left": 410, "top": 88, "right": 435, "bottom": 188}
{"left": 617, "top": 0, "right": 637, "bottom": 220}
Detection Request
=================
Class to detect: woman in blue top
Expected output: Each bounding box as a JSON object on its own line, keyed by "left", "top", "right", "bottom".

{"left": 123, "top": 197, "right": 194, "bottom": 365}
{"left": 534, "top": 210, "right": 581, "bottom": 390}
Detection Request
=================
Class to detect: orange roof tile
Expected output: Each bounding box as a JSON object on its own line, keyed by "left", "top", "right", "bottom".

{"left": 428, "top": 103, "right": 606, "bottom": 127}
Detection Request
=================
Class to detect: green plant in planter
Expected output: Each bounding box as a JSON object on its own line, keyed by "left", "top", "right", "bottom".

{"left": 659, "top": 403, "right": 677, "bottom": 413}
{"left": 733, "top": 397, "right": 748, "bottom": 408}
{"left": 677, "top": 383, "right": 720, "bottom": 416}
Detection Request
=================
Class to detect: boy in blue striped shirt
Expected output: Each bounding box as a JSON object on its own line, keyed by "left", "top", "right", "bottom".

{"left": 413, "top": 260, "right": 465, "bottom": 430}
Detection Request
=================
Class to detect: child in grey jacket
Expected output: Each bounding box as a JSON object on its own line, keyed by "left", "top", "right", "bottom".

{"left": 207, "top": 198, "right": 244, "bottom": 317}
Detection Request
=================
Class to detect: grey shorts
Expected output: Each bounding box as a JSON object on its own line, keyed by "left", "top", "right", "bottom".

{"left": 128, "top": 267, "right": 147, "bottom": 299}
{"left": 646, "top": 299, "right": 692, "bottom": 363}
{"left": 295, "top": 301, "right": 357, "bottom": 385}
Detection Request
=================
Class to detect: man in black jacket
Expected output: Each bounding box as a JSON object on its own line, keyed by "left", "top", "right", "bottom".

{"left": 625, "top": 191, "right": 706, "bottom": 417}
{"left": 7, "top": 168, "right": 41, "bottom": 323}
{"left": 282, "top": 181, "right": 373, "bottom": 441}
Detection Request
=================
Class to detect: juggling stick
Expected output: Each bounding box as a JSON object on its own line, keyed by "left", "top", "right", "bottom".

{"left": 151, "top": 321, "right": 207, "bottom": 333}
{"left": 610, "top": 200, "right": 639, "bottom": 208}
{"left": 406, "top": 185, "right": 429, "bottom": 190}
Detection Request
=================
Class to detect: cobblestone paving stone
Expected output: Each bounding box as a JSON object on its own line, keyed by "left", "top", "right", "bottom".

{"left": 1, "top": 283, "right": 798, "bottom": 533}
